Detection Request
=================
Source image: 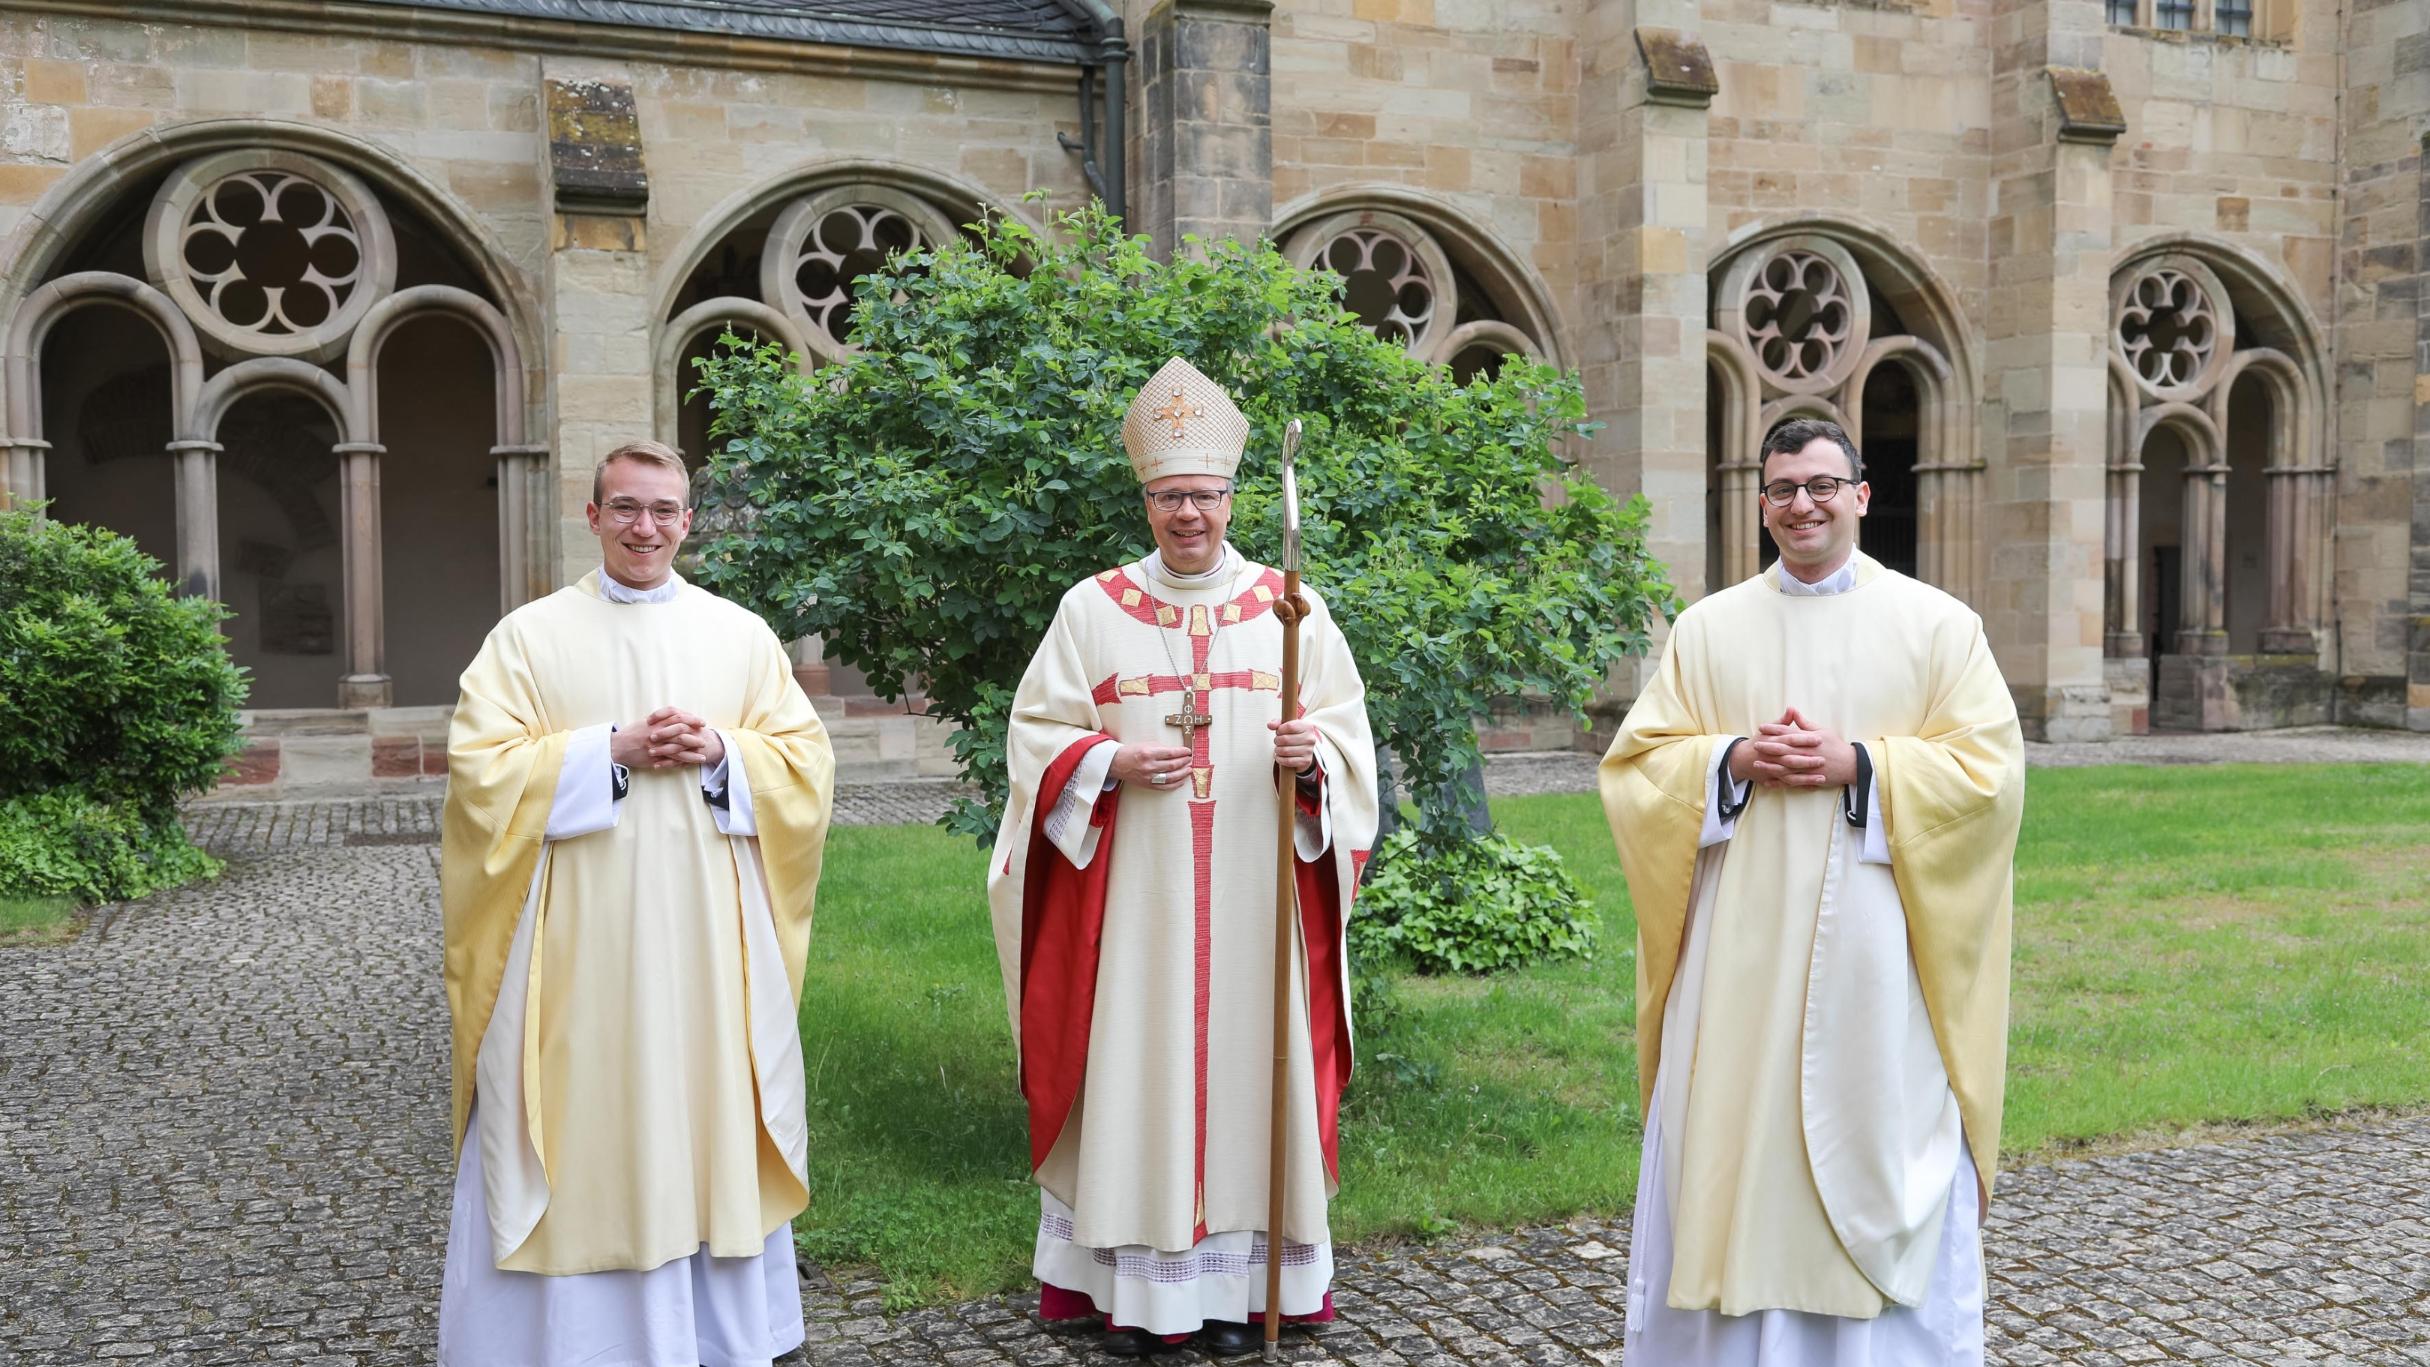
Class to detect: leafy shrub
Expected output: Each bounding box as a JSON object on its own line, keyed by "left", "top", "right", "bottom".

{"left": 689, "top": 203, "right": 1674, "bottom": 855}
{"left": 0, "top": 508, "right": 244, "bottom": 901}
{"left": 0, "top": 789, "right": 220, "bottom": 903}
{"left": 1348, "top": 828, "right": 1597, "bottom": 975}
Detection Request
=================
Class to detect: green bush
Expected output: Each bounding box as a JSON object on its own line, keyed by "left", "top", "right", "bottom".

{"left": 1349, "top": 828, "right": 1597, "bottom": 976}
{"left": 0, "top": 789, "right": 221, "bottom": 903}
{"left": 0, "top": 507, "right": 244, "bottom": 901}
{"left": 689, "top": 202, "right": 1673, "bottom": 861}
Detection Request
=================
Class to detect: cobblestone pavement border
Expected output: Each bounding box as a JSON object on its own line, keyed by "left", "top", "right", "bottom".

{"left": 801, "top": 1112, "right": 2430, "bottom": 1366}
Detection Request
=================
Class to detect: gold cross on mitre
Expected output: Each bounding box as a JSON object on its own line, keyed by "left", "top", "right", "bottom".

{"left": 1165, "top": 685, "right": 1212, "bottom": 748}
{"left": 1151, "top": 387, "right": 1202, "bottom": 438}
{"left": 1122, "top": 356, "right": 1248, "bottom": 485}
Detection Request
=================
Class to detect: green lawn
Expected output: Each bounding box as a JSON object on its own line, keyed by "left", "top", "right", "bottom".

{"left": 797, "top": 763, "right": 2430, "bottom": 1304}
{"left": 0, "top": 894, "right": 79, "bottom": 946}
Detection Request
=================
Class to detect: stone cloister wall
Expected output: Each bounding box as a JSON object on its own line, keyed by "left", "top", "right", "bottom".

{"left": 0, "top": 0, "right": 2422, "bottom": 755}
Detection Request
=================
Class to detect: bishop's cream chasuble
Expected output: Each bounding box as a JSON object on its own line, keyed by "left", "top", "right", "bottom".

{"left": 987, "top": 551, "right": 1379, "bottom": 1328}
{"left": 439, "top": 570, "right": 834, "bottom": 1285}
{"left": 1600, "top": 554, "right": 2023, "bottom": 1324}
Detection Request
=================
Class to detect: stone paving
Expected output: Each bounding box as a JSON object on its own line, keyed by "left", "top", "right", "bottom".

{"left": 4, "top": 761, "right": 2427, "bottom": 1365}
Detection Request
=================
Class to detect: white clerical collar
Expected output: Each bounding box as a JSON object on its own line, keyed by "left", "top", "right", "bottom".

{"left": 1776, "top": 556, "right": 1858, "bottom": 596}
{"left": 599, "top": 568, "right": 683, "bottom": 604}
{"left": 1142, "top": 542, "right": 1240, "bottom": 592}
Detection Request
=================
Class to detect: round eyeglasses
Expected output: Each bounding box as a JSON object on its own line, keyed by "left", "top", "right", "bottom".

{"left": 1761, "top": 477, "right": 1851, "bottom": 507}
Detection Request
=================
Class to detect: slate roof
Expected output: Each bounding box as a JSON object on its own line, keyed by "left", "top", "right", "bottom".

{"left": 355, "top": 0, "right": 1097, "bottom": 64}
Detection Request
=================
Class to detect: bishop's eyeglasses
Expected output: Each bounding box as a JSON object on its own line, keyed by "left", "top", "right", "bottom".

{"left": 602, "top": 499, "right": 688, "bottom": 526}
{"left": 1760, "top": 476, "right": 1853, "bottom": 507}
{"left": 1145, "top": 489, "right": 1231, "bottom": 513}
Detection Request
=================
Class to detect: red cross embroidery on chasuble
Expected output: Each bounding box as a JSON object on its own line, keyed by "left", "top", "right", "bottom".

{"left": 1086, "top": 564, "right": 1288, "bottom": 1239}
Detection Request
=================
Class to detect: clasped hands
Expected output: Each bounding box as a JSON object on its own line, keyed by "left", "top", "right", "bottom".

{"left": 609, "top": 706, "right": 725, "bottom": 770}
{"left": 1728, "top": 707, "right": 1859, "bottom": 790}
{"left": 1109, "top": 719, "right": 1318, "bottom": 790}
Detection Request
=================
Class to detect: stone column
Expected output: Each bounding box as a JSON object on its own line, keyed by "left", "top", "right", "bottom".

{"left": 334, "top": 442, "right": 390, "bottom": 709}
{"left": 2177, "top": 461, "right": 2229, "bottom": 655}
{"left": 1981, "top": 37, "right": 2122, "bottom": 740}
{"left": 2259, "top": 464, "right": 2314, "bottom": 653}
{"left": 2411, "top": 132, "right": 2430, "bottom": 730}
{"left": 1579, "top": 12, "right": 1715, "bottom": 646}
{"left": 3, "top": 437, "right": 49, "bottom": 512}
{"left": 165, "top": 439, "right": 222, "bottom": 601}
{"left": 544, "top": 72, "right": 653, "bottom": 588}
{"left": 2102, "top": 454, "right": 2144, "bottom": 657}
{"left": 1133, "top": 0, "right": 1272, "bottom": 258}
{"left": 491, "top": 443, "right": 552, "bottom": 613}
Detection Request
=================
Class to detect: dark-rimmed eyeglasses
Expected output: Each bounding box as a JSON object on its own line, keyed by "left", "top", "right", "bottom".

{"left": 602, "top": 499, "right": 688, "bottom": 526}
{"left": 1145, "top": 489, "right": 1230, "bottom": 513}
{"left": 1761, "top": 477, "right": 1852, "bottom": 507}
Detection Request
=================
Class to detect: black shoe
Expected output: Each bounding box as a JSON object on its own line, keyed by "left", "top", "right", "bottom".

{"left": 1197, "top": 1319, "right": 1264, "bottom": 1357}
{"left": 1102, "top": 1326, "right": 1169, "bottom": 1357}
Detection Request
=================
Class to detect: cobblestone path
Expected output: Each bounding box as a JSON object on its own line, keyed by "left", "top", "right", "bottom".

{"left": 3, "top": 809, "right": 2425, "bottom": 1365}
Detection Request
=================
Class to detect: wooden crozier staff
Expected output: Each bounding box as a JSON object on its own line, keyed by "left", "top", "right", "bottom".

{"left": 1263, "top": 418, "right": 1306, "bottom": 1361}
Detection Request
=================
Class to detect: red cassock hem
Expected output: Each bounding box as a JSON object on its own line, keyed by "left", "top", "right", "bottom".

{"left": 1036, "top": 1282, "right": 1338, "bottom": 1331}
{"left": 1016, "top": 739, "right": 1359, "bottom": 1183}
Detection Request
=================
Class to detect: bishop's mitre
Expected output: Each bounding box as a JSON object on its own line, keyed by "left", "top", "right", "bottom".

{"left": 1121, "top": 356, "right": 1249, "bottom": 485}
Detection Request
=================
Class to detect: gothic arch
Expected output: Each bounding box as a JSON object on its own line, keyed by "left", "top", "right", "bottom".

{"left": 0, "top": 120, "right": 547, "bottom": 706}
{"left": 1705, "top": 330, "right": 1764, "bottom": 588}
{"left": 651, "top": 158, "right": 1034, "bottom": 335}
{"left": 1273, "top": 183, "right": 1567, "bottom": 371}
{"left": 346, "top": 286, "right": 524, "bottom": 447}
{"left": 1706, "top": 217, "right": 1981, "bottom": 600}
{"left": 0, "top": 117, "right": 545, "bottom": 450}
{"left": 653, "top": 298, "right": 813, "bottom": 449}
{"left": 193, "top": 357, "right": 353, "bottom": 442}
{"left": 2105, "top": 236, "right": 2330, "bottom": 690}
{"left": 4, "top": 271, "right": 207, "bottom": 444}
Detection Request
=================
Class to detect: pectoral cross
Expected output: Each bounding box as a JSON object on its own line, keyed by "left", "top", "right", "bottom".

{"left": 1165, "top": 685, "right": 1212, "bottom": 749}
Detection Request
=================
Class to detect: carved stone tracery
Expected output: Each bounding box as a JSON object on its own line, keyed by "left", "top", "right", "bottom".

{"left": 2113, "top": 261, "right": 2231, "bottom": 403}
{"left": 1279, "top": 206, "right": 1544, "bottom": 374}
{"left": 2103, "top": 249, "right": 2327, "bottom": 703}
{"left": 761, "top": 185, "right": 957, "bottom": 365}
{"left": 144, "top": 151, "right": 396, "bottom": 364}
{"left": 1713, "top": 235, "right": 1870, "bottom": 397}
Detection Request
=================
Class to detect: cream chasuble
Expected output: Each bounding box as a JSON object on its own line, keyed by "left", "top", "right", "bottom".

{"left": 1600, "top": 554, "right": 2023, "bottom": 1321}
{"left": 987, "top": 550, "right": 1379, "bottom": 1270}
{"left": 440, "top": 570, "right": 834, "bottom": 1278}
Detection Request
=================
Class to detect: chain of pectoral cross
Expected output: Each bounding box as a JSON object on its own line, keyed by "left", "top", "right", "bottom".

{"left": 1151, "top": 560, "right": 1242, "bottom": 748}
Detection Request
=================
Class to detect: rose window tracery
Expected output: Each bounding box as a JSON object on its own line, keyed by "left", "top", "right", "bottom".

{"left": 761, "top": 186, "right": 958, "bottom": 365}
{"left": 1743, "top": 251, "right": 1853, "bottom": 383}
{"left": 2113, "top": 262, "right": 2232, "bottom": 402}
{"left": 1712, "top": 236, "right": 1871, "bottom": 397}
{"left": 144, "top": 150, "right": 396, "bottom": 362}
{"left": 1321, "top": 229, "right": 1437, "bottom": 349}
{"left": 1282, "top": 209, "right": 1461, "bottom": 360}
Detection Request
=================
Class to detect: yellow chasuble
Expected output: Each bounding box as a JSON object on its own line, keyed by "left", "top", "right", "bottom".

{"left": 987, "top": 556, "right": 1380, "bottom": 1254}
{"left": 440, "top": 571, "right": 834, "bottom": 1275}
{"left": 1600, "top": 554, "right": 2022, "bottom": 1318}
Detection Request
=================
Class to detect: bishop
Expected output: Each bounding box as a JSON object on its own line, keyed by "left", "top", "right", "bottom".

{"left": 987, "top": 357, "right": 1381, "bottom": 1357}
